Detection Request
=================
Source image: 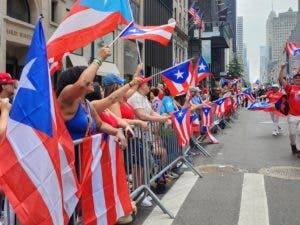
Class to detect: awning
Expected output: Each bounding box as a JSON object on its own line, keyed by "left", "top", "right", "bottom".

{"left": 67, "top": 54, "right": 88, "bottom": 67}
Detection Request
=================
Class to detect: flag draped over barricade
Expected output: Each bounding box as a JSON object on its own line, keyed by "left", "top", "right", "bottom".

{"left": 214, "top": 97, "right": 228, "bottom": 118}
{"left": 80, "top": 134, "right": 132, "bottom": 225}
{"left": 161, "top": 60, "right": 194, "bottom": 97}
{"left": 171, "top": 107, "right": 192, "bottom": 147}
{"left": 194, "top": 56, "right": 211, "bottom": 86}
{"left": 201, "top": 107, "right": 218, "bottom": 144}
{"left": 47, "top": 0, "right": 132, "bottom": 74}
{"left": 285, "top": 41, "right": 300, "bottom": 57}
{"left": 242, "top": 87, "right": 256, "bottom": 103}
{"left": 119, "top": 22, "right": 176, "bottom": 46}
{"left": 0, "top": 19, "right": 79, "bottom": 225}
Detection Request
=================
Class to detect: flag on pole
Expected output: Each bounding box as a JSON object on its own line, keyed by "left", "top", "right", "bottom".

{"left": 161, "top": 59, "right": 194, "bottom": 97}
{"left": 214, "top": 97, "right": 228, "bottom": 118}
{"left": 119, "top": 22, "right": 176, "bottom": 46}
{"left": 194, "top": 56, "right": 210, "bottom": 85}
{"left": 0, "top": 19, "right": 79, "bottom": 225}
{"left": 242, "top": 87, "right": 256, "bottom": 103}
{"left": 171, "top": 107, "right": 192, "bottom": 147}
{"left": 285, "top": 41, "right": 300, "bottom": 57}
{"left": 47, "top": 0, "right": 133, "bottom": 74}
{"left": 80, "top": 134, "right": 132, "bottom": 225}
{"left": 201, "top": 107, "right": 218, "bottom": 144}
{"left": 188, "top": 2, "right": 197, "bottom": 17}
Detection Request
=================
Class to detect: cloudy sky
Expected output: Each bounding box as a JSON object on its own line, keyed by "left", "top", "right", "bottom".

{"left": 237, "top": 0, "right": 298, "bottom": 82}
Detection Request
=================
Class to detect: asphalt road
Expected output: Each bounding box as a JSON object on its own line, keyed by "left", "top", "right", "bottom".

{"left": 133, "top": 109, "right": 300, "bottom": 225}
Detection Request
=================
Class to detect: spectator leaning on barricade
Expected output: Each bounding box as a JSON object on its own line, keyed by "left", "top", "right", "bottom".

{"left": 279, "top": 63, "right": 300, "bottom": 158}
{"left": 56, "top": 46, "right": 126, "bottom": 148}
{"left": 127, "top": 77, "right": 170, "bottom": 206}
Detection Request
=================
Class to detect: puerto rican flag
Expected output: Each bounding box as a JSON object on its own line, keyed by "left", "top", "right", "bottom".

{"left": 214, "top": 97, "right": 228, "bottom": 118}
{"left": 242, "top": 87, "right": 256, "bottom": 103}
{"left": 171, "top": 107, "right": 192, "bottom": 147}
{"left": 0, "top": 19, "right": 79, "bottom": 225}
{"left": 201, "top": 107, "right": 218, "bottom": 144}
{"left": 47, "top": 0, "right": 132, "bottom": 74}
{"left": 285, "top": 41, "right": 300, "bottom": 57}
{"left": 248, "top": 100, "right": 286, "bottom": 117}
{"left": 194, "top": 56, "right": 211, "bottom": 85}
{"left": 161, "top": 59, "right": 194, "bottom": 97}
{"left": 80, "top": 134, "right": 132, "bottom": 225}
{"left": 120, "top": 21, "right": 176, "bottom": 46}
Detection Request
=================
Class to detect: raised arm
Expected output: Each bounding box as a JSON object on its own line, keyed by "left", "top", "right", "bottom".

{"left": 125, "top": 64, "right": 144, "bottom": 99}
{"left": 279, "top": 63, "right": 288, "bottom": 88}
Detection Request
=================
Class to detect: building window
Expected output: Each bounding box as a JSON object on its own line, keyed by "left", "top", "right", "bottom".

{"left": 7, "top": 0, "right": 30, "bottom": 23}
{"left": 51, "top": 0, "right": 59, "bottom": 23}
{"left": 130, "top": 0, "right": 140, "bottom": 23}
{"left": 93, "top": 33, "right": 114, "bottom": 63}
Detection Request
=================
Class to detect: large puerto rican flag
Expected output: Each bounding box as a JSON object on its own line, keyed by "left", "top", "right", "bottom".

{"left": 0, "top": 19, "right": 79, "bottom": 225}
{"left": 171, "top": 107, "right": 192, "bottom": 147}
{"left": 194, "top": 56, "right": 211, "bottom": 85}
{"left": 285, "top": 41, "right": 300, "bottom": 57}
{"left": 161, "top": 59, "right": 194, "bottom": 97}
{"left": 201, "top": 107, "right": 218, "bottom": 144}
{"left": 47, "top": 0, "right": 132, "bottom": 74}
{"left": 80, "top": 134, "right": 132, "bottom": 225}
{"left": 120, "top": 21, "right": 176, "bottom": 46}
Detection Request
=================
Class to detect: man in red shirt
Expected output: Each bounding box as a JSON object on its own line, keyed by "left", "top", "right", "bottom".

{"left": 279, "top": 63, "right": 300, "bottom": 157}
{"left": 259, "top": 84, "right": 283, "bottom": 135}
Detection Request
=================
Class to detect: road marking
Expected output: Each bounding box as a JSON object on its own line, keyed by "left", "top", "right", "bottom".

{"left": 142, "top": 171, "right": 198, "bottom": 225}
{"left": 258, "top": 121, "right": 286, "bottom": 124}
{"left": 238, "top": 173, "right": 270, "bottom": 225}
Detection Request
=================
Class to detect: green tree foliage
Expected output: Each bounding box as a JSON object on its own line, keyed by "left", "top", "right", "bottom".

{"left": 227, "top": 57, "right": 244, "bottom": 78}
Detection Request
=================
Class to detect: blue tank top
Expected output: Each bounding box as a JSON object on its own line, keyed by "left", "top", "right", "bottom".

{"left": 66, "top": 101, "right": 97, "bottom": 140}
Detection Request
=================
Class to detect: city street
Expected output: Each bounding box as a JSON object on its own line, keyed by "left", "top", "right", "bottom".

{"left": 134, "top": 109, "right": 300, "bottom": 225}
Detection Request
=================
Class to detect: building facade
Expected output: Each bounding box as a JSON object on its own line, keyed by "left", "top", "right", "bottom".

{"left": 236, "top": 16, "right": 243, "bottom": 62}
{"left": 260, "top": 46, "right": 269, "bottom": 83}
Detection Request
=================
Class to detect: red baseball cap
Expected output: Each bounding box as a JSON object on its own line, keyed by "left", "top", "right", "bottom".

{"left": 0, "top": 73, "right": 16, "bottom": 84}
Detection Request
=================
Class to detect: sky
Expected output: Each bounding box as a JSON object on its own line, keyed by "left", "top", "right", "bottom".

{"left": 237, "top": 0, "right": 298, "bottom": 82}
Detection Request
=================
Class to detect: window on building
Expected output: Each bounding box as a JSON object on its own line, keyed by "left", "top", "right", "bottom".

{"left": 51, "top": 0, "right": 59, "bottom": 23}
{"left": 174, "top": 8, "right": 177, "bottom": 20}
{"left": 93, "top": 33, "right": 114, "bottom": 63}
{"left": 130, "top": 0, "right": 140, "bottom": 23}
{"left": 7, "top": 0, "right": 30, "bottom": 23}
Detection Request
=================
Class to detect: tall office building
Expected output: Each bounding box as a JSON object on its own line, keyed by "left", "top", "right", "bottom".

{"left": 260, "top": 46, "right": 269, "bottom": 83}
{"left": 224, "top": 0, "right": 237, "bottom": 54}
{"left": 236, "top": 17, "right": 243, "bottom": 62}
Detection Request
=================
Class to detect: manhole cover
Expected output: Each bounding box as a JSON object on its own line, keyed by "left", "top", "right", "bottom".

{"left": 258, "top": 166, "right": 300, "bottom": 180}
{"left": 199, "top": 164, "right": 242, "bottom": 173}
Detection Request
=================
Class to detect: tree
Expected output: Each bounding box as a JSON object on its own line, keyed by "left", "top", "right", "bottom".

{"left": 227, "top": 57, "right": 244, "bottom": 78}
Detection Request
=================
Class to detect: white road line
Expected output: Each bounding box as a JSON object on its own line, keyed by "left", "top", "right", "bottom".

{"left": 238, "top": 173, "right": 270, "bottom": 225}
{"left": 142, "top": 171, "right": 198, "bottom": 225}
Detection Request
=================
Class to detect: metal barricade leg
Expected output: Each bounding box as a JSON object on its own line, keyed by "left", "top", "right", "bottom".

{"left": 181, "top": 156, "right": 203, "bottom": 178}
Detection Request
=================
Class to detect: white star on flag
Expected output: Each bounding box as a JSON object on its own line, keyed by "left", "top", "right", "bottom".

{"left": 199, "top": 63, "right": 206, "bottom": 71}
{"left": 178, "top": 112, "right": 184, "bottom": 117}
{"left": 167, "top": 102, "right": 173, "bottom": 107}
{"left": 175, "top": 70, "right": 184, "bottom": 79}
{"left": 129, "top": 28, "right": 137, "bottom": 33}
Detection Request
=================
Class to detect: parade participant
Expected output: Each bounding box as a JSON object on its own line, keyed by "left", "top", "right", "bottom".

{"left": 56, "top": 46, "right": 126, "bottom": 148}
{"left": 279, "top": 63, "right": 300, "bottom": 157}
{"left": 258, "top": 84, "right": 283, "bottom": 136}
{"left": 0, "top": 72, "right": 17, "bottom": 102}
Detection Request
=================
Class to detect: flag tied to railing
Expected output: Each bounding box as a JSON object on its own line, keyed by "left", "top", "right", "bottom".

{"left": 161, "top": 60, "right": 194, "bottom": 97}
{"left": 120, "top": 21, "right": 176, "bottom": 46}
{"left": 47, "top": 0, "right": 132, "bottom": 74}
{"left": 0, "top": 19, "right": 79, "bottom": 225}
{"left": 171, "top": 107, "right": 192, "bottom": 147}
{"left": 285, "top": 41, "right": 300, "bottom": 57}
{"left": 201, "top": 107, "right": 218, "bottom": 144}
{"left": 80, "top": 134, "right": 132, "bottom": 225}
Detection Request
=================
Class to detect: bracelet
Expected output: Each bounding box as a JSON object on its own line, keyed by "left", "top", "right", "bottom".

{"left": 93, "top": 57, "right": 103, "bottom": 66}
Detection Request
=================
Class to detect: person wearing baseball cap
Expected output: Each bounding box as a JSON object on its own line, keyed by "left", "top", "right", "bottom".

{"left": 0, "top": 72, "right": 16, "bottom": 100}
{"left": 279, "top": 63, "right": 300, "bottom": 157}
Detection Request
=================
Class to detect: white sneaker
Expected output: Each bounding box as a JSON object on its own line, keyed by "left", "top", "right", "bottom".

{"left": 141, "top": 197, "right": 152, "bottom": 207}
{"left": 146, "top": 195, "right": 152, "bottom": 201}
{"left": 272, "top": 131, "right": 278, "bottom": 136}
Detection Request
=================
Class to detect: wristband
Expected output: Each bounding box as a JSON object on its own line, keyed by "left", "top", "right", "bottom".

{"left": 93, "top": 57, "right": 103, "bottom": 66}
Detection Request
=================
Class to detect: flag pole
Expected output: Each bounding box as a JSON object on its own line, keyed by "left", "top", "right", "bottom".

{"left": 108, "top": 21, "right": 133, "bottom": 47}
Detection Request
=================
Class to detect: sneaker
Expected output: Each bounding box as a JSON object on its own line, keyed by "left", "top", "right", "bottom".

{"left": 140, "top": 197, "right": 152, "bottom": 207}
{"left": 278, "top": 126, "right": 282, "bottom": 130}
{"left": 272, "top": 131, "right": 278, "bottom": 136}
